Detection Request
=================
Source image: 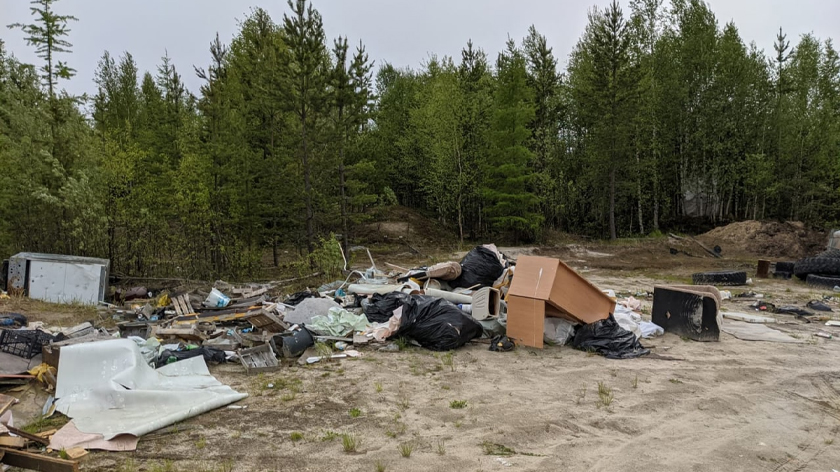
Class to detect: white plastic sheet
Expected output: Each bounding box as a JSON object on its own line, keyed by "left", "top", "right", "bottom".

{"left": 55, "top": 339, "right": 246, "bottom": 439}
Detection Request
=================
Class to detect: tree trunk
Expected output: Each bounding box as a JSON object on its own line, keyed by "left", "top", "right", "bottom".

{"left": 339, "top": 158, "right": 349, "bottom": 258}
{"left": 636, "top": 150, "right": 644, "bottom": 235}
{"left": 302, "top": 113, "right": 314, "bottom": 255}
{"left": 609, "top": 168, "right": 617, "bottom": 240}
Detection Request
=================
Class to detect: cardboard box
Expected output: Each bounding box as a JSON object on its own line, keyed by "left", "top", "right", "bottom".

{"left": 506, "top": 256, "right": 615, "bottom": 348}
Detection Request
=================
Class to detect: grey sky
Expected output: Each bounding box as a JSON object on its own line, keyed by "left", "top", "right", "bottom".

{"left": 2, "top": 0, "right": 838, "bottom": 97}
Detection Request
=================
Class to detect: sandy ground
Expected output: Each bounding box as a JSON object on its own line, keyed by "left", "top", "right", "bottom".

{"left": 5, "top": 238, "right": 840, "bottom": 472}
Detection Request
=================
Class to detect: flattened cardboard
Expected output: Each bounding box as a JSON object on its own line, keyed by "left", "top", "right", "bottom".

{"left": 507, "top": 256, "right": 615, "bottom": 348}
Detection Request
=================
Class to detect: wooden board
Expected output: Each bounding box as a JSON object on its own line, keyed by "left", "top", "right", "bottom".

{"left": 0, "top": 437, "right": 26, "bottom": 448}
{"left": 5, "top": 426, "right": 49, "bottom": 446}
{"left": 0, "top": 447, "right": 79, "bottom": 472}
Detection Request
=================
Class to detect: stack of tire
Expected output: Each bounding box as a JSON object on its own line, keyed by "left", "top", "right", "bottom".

{"left": 793, "top": 249, "right": 840, "bottom": 290}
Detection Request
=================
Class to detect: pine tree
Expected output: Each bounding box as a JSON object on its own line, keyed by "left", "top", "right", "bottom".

{"left": 484, "top": 39, "right": 542, "bottom": 242}
{"left": 282, "top": 0, "right": 329, "bottom": 255}
{"left": 7, "top": 0, "right": 77, "bottom": 98}
{"left": 522, "top": 26, "right": 564, "bottom": 229}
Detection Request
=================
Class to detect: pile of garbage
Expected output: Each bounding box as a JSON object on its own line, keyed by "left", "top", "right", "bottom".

{"left": 0, "top": 244, "right": 668, "bottom": 469}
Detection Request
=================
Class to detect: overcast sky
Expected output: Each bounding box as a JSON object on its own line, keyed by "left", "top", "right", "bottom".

{"left": 1, "top": 0, "right": 838, "bottom": 97}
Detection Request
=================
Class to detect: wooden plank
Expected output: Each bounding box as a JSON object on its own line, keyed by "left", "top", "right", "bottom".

{"left": 0, "top": 437, "right": 26, "bottom": 448}
{"left": 0, "top": 394, "right": 17, "bottom": 417}
{"left": 689, "top": 236, "right": 721, "bottom": 258}
{"left": 0, "top": 447, "right": 79, "bottom": 472}
{"left": 64, "top": 447, "right": 88, "bottom": 459}
{"left": 5, "top": 426, "right": 49, "bottom": 446}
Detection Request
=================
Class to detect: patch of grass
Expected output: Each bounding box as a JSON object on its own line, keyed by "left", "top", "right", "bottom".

{"left": 454, "top": 420, "right": 462, "bottom": 428}
{"left": 825, "top": 438, "right": 834, "bottom": 445}
{"left": 20, "top": 413, "right": 69, "bottom": 434}
{"left": 230, "top": 430, "right": 241, "bottom": 439}
{"left": 397, "top": 392, "right": 410, "bottom": 410}
{"left": 669, "top": 378, "right": 683, "bottom": 384}
{"left": 482, "top": 441, "right": 515, "bottom": 456}
{"left": 290, "top": 431, "right": 304, "bottom": 442}
{"left": 374, "top": 381, "right": 383, "bottom": 393}
{"left": 281, "top": 392, "right": 297, "bottom": 402}
{"left": 59, "top": 448, "right": 69, "bottom": 460}
{"left": 395, "top": 336, "right": 410, "bottom": 351}
{"left": 597, "top": 381, "right": 614, "bottom": 408}
{"left": 440, "top": 351, "right": 455, "bottom": 371}
{"left": 349, "top": 407, "right": 362, "bottom": 418}
{"left": 321, "top": 430, "right": 340, "bottom": 441}
{"left": 398, "top": 441, "right": 414, "bottom": 458}
{"left": 436, "top": 439, "right": 446, "bottom": 455}
{"left": 117, "top": 459, "right": 137, "bottom": 472}
{"left": 632, "top": 375, "right": 639, "bottom": 389}
{"left": 342, "top": 433, "right": 359, "bottom": 453}
{"left": 314, "top": 341, "right": 333, "bottom": 360}
{"left": 374, "top": 460, "right": 386, "bottom": 472}
{"left": 195, "top": 436, "right": 207, "bottom": 449}
{"left": 149, "top": 460, "right": 176, "bottom": 472}
{"left": 449, "top": 400, "right": 468, "bottom": 409}
{"left": 441, "top": 384, "right": 450, "bottom": 390}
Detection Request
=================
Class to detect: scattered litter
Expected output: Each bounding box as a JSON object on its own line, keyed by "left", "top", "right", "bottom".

{"left": 639, "top": 321, "right": 664, "bottom": 338}
{"left": 572, "top": 314, "right": 650, "bottom": 359}
{"left": 308, "top": 307, "right": 370, "bottom": 337}
{"left": 814, "top": 331, "right": 833, "bottom": 339}
{"left": 806, "top": 300, "right": 832, "bottom": 312}
{"left": 204, "top": 287, "right": 231, "bottom": 308}
{"left": 544, "top": 317, "right": 576, "bottom": 345}
{"left": 284, "top": 297, "right": 342, "bottom": 325}
{"left": 489, "top": 335, "right": 515, "bottom": 352}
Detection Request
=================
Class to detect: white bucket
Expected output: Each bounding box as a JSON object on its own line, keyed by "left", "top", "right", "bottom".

{"left": 205, "top": 288, "right": 231, "bottom": 308}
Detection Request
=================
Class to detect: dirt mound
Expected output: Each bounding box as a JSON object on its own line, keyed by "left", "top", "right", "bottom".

{"left": 698, "top": 221, "right": 826, "bottom": 259}
{"left": 354, "top": 205, "right": 458, "bottom": 252}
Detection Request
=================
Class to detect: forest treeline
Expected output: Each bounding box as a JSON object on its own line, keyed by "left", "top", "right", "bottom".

{"left": 1, "top": 0, "right": 838, "bottom": 279}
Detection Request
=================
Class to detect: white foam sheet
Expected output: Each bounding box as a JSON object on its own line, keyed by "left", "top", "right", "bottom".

{"left": 54, "top": 339, "right": 247, "bottom": 440}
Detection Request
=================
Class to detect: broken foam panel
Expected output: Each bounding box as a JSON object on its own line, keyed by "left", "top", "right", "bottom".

{"left": 651, "top": 285, "right": 721, "bottom": 342}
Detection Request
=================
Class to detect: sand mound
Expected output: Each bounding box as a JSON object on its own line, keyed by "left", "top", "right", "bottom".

{"left": 698, "top": 220, "right": 826, "bottom": 259}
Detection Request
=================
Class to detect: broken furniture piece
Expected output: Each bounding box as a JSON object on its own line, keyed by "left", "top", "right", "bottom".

{"left": 651, "top": 285, "right": 722, "bottom": 341}
{"left": 506, "top": 256, "right": 615, "bottom": 348}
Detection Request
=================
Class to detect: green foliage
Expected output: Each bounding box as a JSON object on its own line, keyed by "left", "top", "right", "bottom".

{"left": 483, "top": 39, "right": 542, "bottom": 242}
{"left": 2, "top": 0, "right": 840, "bottom": 278}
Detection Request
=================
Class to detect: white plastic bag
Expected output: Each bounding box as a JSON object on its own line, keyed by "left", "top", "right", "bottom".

{"left": 544, "top": 317, "right": 576, "bottom": 345}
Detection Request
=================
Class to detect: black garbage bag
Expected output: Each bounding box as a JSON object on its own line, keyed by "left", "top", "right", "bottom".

{"left": 774, "top": 306, "right": 813, "bottom": 317}
{"left": 285, "top": 290, "right": 315, "bottom": 306}
{"left": 397, "top": 295, "right": 483, "bottom": 351}
{"left": 572, "top": 314, "right": 650, "bottom": 359}
{"left": 365, "top": 292, "right": 482, "bottom": 350}
{"left": 364, "top": 292, "right": 413, "bottom": 323}
{"left": 450, "top": 246, "right": 504, "bottom": 289}
{"left": 155, "top": 347, "right": 227, "bottom": 368}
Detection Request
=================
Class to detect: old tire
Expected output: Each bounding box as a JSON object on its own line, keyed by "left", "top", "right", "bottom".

{"left": 773, "top": 271, "right": 792, "bottom": 280}
{"left": 793, "top": 257, "right": 840, "bottom": 280}
{"left": 805, "top": 274, "right": 840, "bottom": 290}
{"left": 691, "top": 271, "right": 748, "bottom": 286}
{"left": 775, "top": 261, "right": 795, "bottom": 272}
{"left": 817, "top": 248, "right": 840, "bottom": 259}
